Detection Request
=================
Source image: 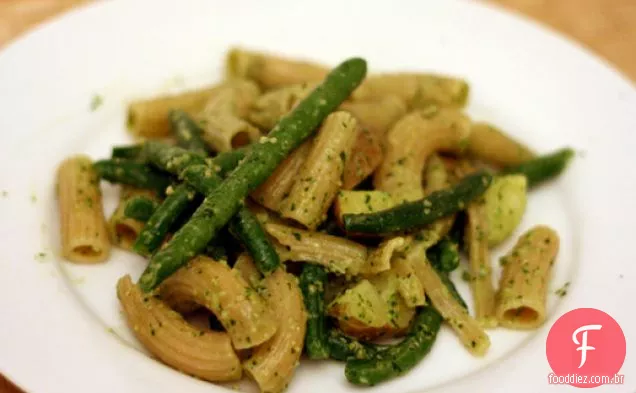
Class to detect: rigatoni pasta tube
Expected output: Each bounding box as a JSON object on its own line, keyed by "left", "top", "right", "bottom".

{"left": 108, "top": 188, "right": 159, "bottom": 251}
{"left": 495, "top": 226, "right": 560, "bottom": 329}
{"left": 251, "top": 140, "right": 312, "bottom": 213}
{"left": 198, "top": 80, "right": 261, "bottom": 152}
{"left": 374, "top": 109, "right": 471, "bottom": 203}
{"left": 465, "top": 200, "right": 497, "bottom": 328}
{"left": 409, "top": 255, "right": 490, "bottom": 356}
{"left": 467, "top": 122, "right": 535, "bottom": 167}
{"left": 352, "top": 73, "right": 469, "bottom": 108}
{"left": 117, "top": 275, "right": 242, "bottom": 382}
{"left": 342, "top": 127, "right": 384, "bottom": 190}
{"left": 265, "top": 223, "right": 368, "bottom": 275}
{"left": 57, "top": 155, "right": 110, "bottom": 263}
{"left": 280, "top": 111, "right": 359, "bottom": 229}
{"left": 340, "top": 95, "right": 407, "bottom": 137}
{"left": 159, "top": 256, "right": 277, "bottom": 349}
{"left": 127, "top": 86, "right": 215, "bottom": 139}
{"left": 248, "top": 83, "right": 317, "bottom": 130}
{"left": 227, "top": 47, "right": 328, "bottom": 90}
{"left": 243, "top": 268, "right": 307, "bottom": 393}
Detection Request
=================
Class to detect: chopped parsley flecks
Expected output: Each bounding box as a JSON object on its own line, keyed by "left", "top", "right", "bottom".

{"left": 90, "top": 94, "right": 104, "bottom": 111}
{"left": 554, "top": 281, "right": 570, "bottom": 297}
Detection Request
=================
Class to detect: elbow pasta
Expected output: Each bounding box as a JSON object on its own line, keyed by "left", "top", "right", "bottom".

{"left": 243, "top": 269, "right": 307, "bottom": 393}
{"left": 57, "top": 155, "right": 110, "bottom": 263}
{"left": 159, "top": 256, "right": 278, "bottom": 349}
{"left": 339, "top": 96, "right": 407, "bottom": 189}
{"left": 117, "top": 275, "right": 242, "bottom": 382}
{"left": 227, "top": 48, "right": 328, "bottom": 90}
{"left": 374, "top": 108, "right": 471, "bottom": 203}
{"left": 127, "top": 86, "right": 217, "bottom": 139}
{"left": 468, "top": 123, "right": 535, "bottom": 167}
{"left": 495, "top": 226, "right": 560, "bottom": 329}
{"left": 351, "top": 73, "right": 470, "bottom": 108}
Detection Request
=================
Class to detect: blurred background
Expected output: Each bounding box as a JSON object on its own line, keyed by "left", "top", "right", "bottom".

{"left": 0, "top": 0, "right": 634, "bottom": 391}
{"left": 0, "top": 0, "right": 634, "bottom": 80}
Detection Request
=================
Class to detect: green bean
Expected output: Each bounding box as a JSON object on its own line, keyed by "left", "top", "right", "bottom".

{"left": 123, "top": 190, "right": 229, "bottom": 260}
{"left": 203, "top": 241, "right": 228, "bottom": 261}
{"left": 344, "top": 307, "right": 443, "bottom": 386}
{"left": 111, "top": 144, "right": 143, "bottom": 160}
{"left": 144, "top": 141, "right": 208, "bottom": 175}
{"left": 327, "top": 329, "right": 386, "bottom": 361}
{"left": 343, "top": 172, "right": 492, "bottom": 235}
{"left": 144, "top": 141, "right": 246, "bottom": 182}
{"left": 502, "top": 147, "right": 574, "bottom": 188}
{"left": 299, "top": 264, "right": 330, "bottom": 359}
{"left": 145, "top": 143, "right": 277, "bottom": 272}
{"left": 138, "top": 57, "right": 367, "bottom": 292}
{"left": 133, "top": 184, "right": 196, "bottom": 256}
{"left": 123, "top": 196, "right": 159, "bottom": 222}
{"left": 169, "top": 109, "right": 209, "bottom": 156}
{"left": 229, "top": 208, "right": 280, "bottom": 274}
{"left": 93, "top": 159, "right": 171, "bottom": 195}
{"left": 427, "top": 238, "right": 460, "bottom": 273}
{"left": 134, "top": 143, "right": 248, "bottom": 257}
{"left": 209, "top": 147, "right": 248, "bottom": 176}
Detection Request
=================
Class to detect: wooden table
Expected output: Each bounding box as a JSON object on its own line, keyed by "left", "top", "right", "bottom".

{"left": 0, "top": 0, "right": 634, "bottom": 392}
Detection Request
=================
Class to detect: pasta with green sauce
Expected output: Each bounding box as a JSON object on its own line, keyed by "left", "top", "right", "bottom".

{"left": 54, "top": 47, "right": 574, "bottom": 391}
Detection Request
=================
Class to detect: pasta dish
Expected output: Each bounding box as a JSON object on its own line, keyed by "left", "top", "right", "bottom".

{"left": 54, "top": 48, "right": 572, "bottom": 392}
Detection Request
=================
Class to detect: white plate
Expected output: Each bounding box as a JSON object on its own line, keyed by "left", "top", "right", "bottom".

{"left": 0, "top": 1, "right": 634, "bottom": 392}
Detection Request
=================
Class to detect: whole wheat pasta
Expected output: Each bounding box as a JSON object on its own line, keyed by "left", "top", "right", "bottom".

{"left": 57, "top": 155, "right": 110, "bottom": 263}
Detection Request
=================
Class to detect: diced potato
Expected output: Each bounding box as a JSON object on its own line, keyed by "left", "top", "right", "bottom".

{"left": 484, "top": 175, "right": 527, "bottom": 247}
{"left": 368, "top": 271, "right": 416, "bottom": 333}
{"left": 328, "top": 280, "right": 389, "bottom": 340}
{"left": 324, "top": 275, "right": 350, "bottom": 305}
{"left": 334, "top": 190, "right": 395, "bottom": 228}
{"left": 327, "top": 274, "right": 416, "bottom": 340}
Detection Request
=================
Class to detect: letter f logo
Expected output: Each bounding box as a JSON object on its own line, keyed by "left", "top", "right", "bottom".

{"left": 572, "top": 324, "right": 602, "bottom": 368}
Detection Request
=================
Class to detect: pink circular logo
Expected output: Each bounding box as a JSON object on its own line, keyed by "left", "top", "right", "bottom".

{"left": 546, "top": 308, "right": 626, "bottom": 388}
